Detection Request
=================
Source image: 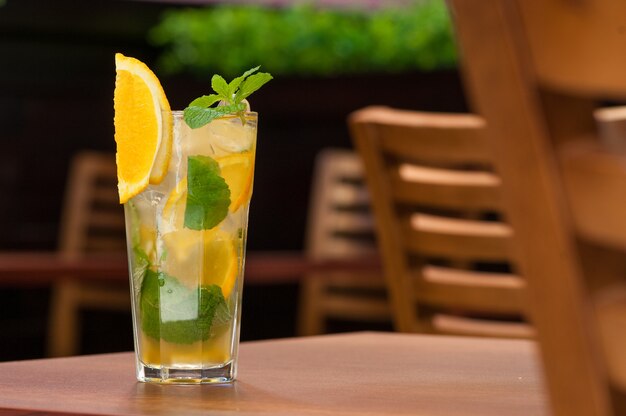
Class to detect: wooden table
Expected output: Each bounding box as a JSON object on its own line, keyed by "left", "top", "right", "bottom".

{"left": 0, "top": 332, "right": 548, "bottom": 416}
{"left": 0, "top": 251, "right": 381, "bottom": 286}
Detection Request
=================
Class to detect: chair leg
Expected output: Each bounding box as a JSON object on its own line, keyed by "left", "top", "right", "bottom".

{"left": 47, "top": 281, "right": 80, "bottom": 357}
{"left": 297, "top": 275, "right": 325, "bottom": 336}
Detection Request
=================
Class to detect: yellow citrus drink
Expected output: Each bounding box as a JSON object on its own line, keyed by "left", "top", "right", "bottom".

{"left": 114, "top": 53, "right": 269, "bottom": 383}
{"left": 124, "top": 112, "right": 256, "bottom": 383}
{"left": 125, "top": 112, "right": 257, "bottom": 382}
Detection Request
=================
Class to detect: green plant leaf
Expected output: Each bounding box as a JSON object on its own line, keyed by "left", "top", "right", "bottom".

{"left": 184, "top": 106, "right": 227, "bottom": 128}
{"left": 227, "top": 66, "right": 260, "bottom": 95}
{"left": 139, "top": 269, "right": 162, "bottom": 341}
{"left": 150, "top": 0, "right": 457, "bottom": 78}
{"left": 211, "top": 74, "right": 230, "bottom": 98}
{"left": 184, "top": 103, "right": 247, "bottom": 128}
{"left": 182, "top": 66, "right": 271, "bottom": 128}
{"left": 140, "top": 270, "right": 231, "bottom": 344}
{"left": 184, "top": 155, "right": 231, "bottom": 230}
{"left": 189, "top": 94, "right": 222, "bottom": 108}
{"left": 234, "top": 72, "right": 273, "bottom": 102}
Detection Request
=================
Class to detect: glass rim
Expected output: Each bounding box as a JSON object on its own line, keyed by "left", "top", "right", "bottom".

{"left": 169, "top": 110, "right": 258, "bottom": 119}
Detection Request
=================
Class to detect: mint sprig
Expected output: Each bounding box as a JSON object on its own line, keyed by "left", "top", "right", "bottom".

{"left": 183, "top": 66, "right": 272, "bottom": 128}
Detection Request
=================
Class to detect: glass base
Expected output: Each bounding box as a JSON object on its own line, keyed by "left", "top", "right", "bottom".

{"left": 137, "top": 361, "right": 236, "bottom": 384}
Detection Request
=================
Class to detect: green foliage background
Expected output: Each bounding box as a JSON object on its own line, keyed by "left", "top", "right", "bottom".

{"left": 149, "top": 0, "right": 457, "bottom": 78}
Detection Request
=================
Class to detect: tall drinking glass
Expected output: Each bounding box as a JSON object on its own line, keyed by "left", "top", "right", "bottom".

{"left": 124, "top": 111, "right": 256, "bottom": 383}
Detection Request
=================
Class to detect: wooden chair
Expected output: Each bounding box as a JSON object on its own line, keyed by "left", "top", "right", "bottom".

{"left": 447, "top": 0, "right": 626, "bottom": 414}
{"left": 48, "top": 151, "right": 130, "bottom": 357}
{"left": 349, "top": 106, "right": 533, "bottom": 338}
{"left": 297, "top": 148, "right": 391, "bottom": 335}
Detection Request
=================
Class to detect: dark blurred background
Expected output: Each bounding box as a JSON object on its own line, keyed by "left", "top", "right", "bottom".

{"left": 0, "top": 0, "right": 466, "bottom": 360}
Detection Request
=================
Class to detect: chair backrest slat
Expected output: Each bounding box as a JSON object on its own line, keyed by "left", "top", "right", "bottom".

{"left": 305, "top": 149, "right": 377, "bottom": 260}
{"left": 403, "top": 214, "right": 514, "bottom": 261}
{"left": 298, "top": 148, "right": 388, "bottom": 336}
{"left": 416, "top": 266, "right": 526, "bottom": 315}
{"left": 59, "top": 152, "right": 126, "bottom": 255}
{"left": 366, "top": 107, "right": 490, "bottom": 164}
{"left": 350, "top": 106, "right": 528, "bottom": 337}
{"left": 391, "top": 164, "right": 503, "bottom": 210}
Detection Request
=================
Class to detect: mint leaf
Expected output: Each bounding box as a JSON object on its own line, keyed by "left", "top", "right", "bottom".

{"left": 189, "top": 94, "right": 221, "bottom": 108}
{"left": 184, "top": 106, "right": 228, "bottom": 128}
{"left": 140, "top": 269, "right": 162, "bottom": 341}
{"left": 234, "top": 72, "right": 273, "bottom": 102}
{"left": 211, "top": 74, "right": 229, "bottom": 98}
{"left": 227, "top": 66, "right": 260, "bottom": 96}
{"left": 211, "top": 289, "right": 232, "bottom": 327}
{"left": 140, "top": 270, "right": 231, "bottom": 344}
{"left": 184, "top": 103, "right": 247, "bottom": 128}
{"left": 184, "top": 155, "right": 231, "bottom": 230}
{"left": 184, "top": 66, "right": 272, "bottom": 128}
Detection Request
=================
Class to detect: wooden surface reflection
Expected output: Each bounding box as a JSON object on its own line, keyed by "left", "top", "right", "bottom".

{"left": 0, "top": 332, "right": 547, "bottom": 415}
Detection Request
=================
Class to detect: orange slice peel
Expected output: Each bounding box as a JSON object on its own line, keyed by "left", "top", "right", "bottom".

{"left": 114, "top": 53, "right": 172, "bottom": 203}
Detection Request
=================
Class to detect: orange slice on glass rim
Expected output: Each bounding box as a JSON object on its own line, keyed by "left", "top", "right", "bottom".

{"left": 114, "top": 53, "right": 172, "bottom": 203}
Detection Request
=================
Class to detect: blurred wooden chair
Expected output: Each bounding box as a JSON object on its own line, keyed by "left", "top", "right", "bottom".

{"left": 349, "top": 107, "right": 532, "bottom": 338}
{"left": 297, "top": 148, "right": 391, "bottom": 335}
{"left": 48, "top": 151, "right": 129, "bottom": 357}
{"left": 448, "top": 0, "right": 626, "bottom": 414}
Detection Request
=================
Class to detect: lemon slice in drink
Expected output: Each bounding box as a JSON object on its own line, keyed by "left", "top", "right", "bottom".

{"left": 161, "top": 228, "right": 238, "bottom": 297}
{"left": 114, "top": 53, "right": 172, "bottom": 203}
{"left": 216, "top": 152, "right": 255, "bottom": 212}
